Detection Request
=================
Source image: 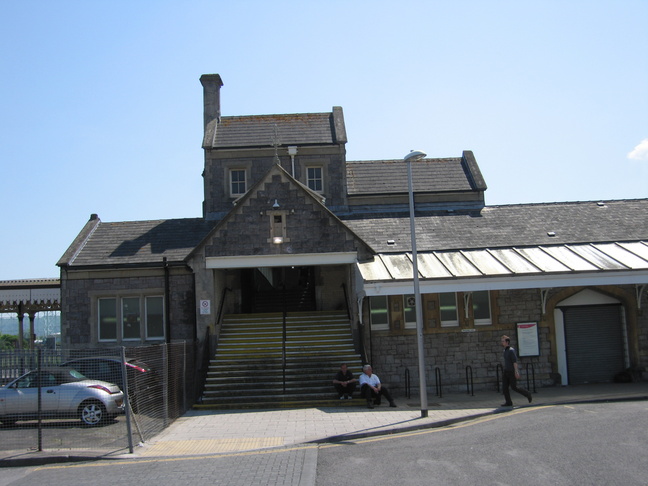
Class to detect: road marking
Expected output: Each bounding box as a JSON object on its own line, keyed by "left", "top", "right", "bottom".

{"left": 320, "top": 406, "right": 550, "bottom": 448}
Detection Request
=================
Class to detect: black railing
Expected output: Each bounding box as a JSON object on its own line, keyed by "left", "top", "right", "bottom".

{"left": 341, "top": 282, "right": 351, "bottom": 320}
{"left": 435, "top": 367, "right": 442, "bottom": 398}
{"left": 282, "top": 284, "right": 287, "bottom": 395}
{"left": 215, "top": 287, "right": 232, "bottom": 328}
{"left": 465, "top": 365, "right": 474, "bottom": 396}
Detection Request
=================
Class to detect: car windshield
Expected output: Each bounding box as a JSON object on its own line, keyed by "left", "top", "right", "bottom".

{"left": 68, "top": 369, "right": 89, "bottom": 380}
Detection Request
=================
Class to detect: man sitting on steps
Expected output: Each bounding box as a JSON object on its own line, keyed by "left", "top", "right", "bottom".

{"left": 332, "top": 363, "right": 357, "bottom": 399}
{"left": 359, "top": 364, "right": 397, "bottom": 409}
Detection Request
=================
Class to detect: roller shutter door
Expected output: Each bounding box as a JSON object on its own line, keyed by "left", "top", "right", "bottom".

{"left": 564, "top": 304, "right": 624, "bottom": 384}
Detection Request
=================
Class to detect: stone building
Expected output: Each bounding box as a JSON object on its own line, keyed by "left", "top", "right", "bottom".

{"left": 57, "top": 74, "right": 648, "bottom": 404}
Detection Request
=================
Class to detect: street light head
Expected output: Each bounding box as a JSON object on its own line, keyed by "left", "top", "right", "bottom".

{"left": 404, "top": 150, "right": 427, "bottom": 161}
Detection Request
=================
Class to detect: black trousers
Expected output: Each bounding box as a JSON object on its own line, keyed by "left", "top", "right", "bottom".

{"left": 361, "top": 384, "right": 394, "bottom": 404}
{"left": 502, "top": 370, "right": 531, "bottom": 405}
{"left": 334, "top": 382, "right": 357, "bottom": 397}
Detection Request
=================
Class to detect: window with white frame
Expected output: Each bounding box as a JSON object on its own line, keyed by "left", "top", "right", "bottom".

{"left": 306, "top": 166, "right": 323, "bottom": 192}
{"left": 98, "top": 295, "right": 165, "bottom": 342}
{"left": 472, "top": 290, "right": 492, "bottom": 325}
{"left": 369, "top": 296, "right": 389, "bottom": 330}
{"left": 439, "top": 292, "right": 459, "bottom": 327}
{"left": 230, "top": 169, "right": 246, "bottom": 197}
{"left": 404, "top": 295, "right": 417, "bottom": 329}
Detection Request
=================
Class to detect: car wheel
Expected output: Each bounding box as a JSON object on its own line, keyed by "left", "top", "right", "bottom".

{"left": 79, "top": 400, "right": 107, "bottom": 426}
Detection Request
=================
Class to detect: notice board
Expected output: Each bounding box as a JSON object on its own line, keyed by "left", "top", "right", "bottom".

{"left": 516, "top": 322, "right": 539, "bottom": 357}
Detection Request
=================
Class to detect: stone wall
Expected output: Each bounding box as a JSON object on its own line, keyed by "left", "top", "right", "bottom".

{"left": 362, "top": 285, "right": 643, "bottom": 397}
{"left": 60, "top": 269, "right": 195, "bottom": 348}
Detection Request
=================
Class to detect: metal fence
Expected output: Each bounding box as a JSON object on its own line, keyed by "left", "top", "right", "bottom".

{"left": 0, "top": 342, "right": 194, "bottom": 455}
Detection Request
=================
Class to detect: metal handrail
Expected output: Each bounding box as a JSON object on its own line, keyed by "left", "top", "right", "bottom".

{"left": 282, "top": 284, "right": 287, "bottom": 395}
{"left": 465, "top": 365, "right": 474, "bottom": 396}
{"left": 341, "top": 282, "right": 351, "bottom": 320}
{"left": 215, "top": 287, "right": 232, "bottom": 328}
{"left": 435, "top": 367, "right": 442, "bottom": 398}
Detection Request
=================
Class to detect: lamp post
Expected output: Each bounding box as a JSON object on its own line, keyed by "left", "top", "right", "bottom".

{"left": 404, "top": 149, "right": 428, "bottom": 417}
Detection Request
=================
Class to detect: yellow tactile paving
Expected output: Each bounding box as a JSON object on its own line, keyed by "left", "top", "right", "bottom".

{"left": 139, "top": 437, "right": 284, "bottom": 457}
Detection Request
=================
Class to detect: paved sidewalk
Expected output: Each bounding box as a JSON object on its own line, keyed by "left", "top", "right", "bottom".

{"left": 2, "top": 382, "right": 647, "bottom": 467}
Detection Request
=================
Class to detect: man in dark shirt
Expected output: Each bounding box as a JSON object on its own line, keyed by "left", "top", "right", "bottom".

{"left": 332, "top": 363, "right": 357, "bottom": 399}
{"left": 501, "top": 335, "right": 532, "bottom": 407}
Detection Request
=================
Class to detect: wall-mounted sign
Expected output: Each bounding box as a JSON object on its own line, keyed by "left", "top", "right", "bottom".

{"left": 516, "top": 322, "right": 539, "bottom": 357}
{"left": 200, "top": 299, "right": 211, "bottom": 315}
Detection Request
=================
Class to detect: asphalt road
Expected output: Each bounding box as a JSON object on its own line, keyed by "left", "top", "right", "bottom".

{"left": 2, "top": 401, "right": 647, "bottom": 486}
{"left": 317, "top": 400, "right": 648, "bottom": 485}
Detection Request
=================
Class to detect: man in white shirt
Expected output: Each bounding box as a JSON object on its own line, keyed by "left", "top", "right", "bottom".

{"left": 359, "top": 364, "right": 396, "bottom": 409}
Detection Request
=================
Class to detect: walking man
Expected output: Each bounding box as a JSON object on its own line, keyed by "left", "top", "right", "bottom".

{"left": 500, "top": 335, "right": 532, "bottom": 407}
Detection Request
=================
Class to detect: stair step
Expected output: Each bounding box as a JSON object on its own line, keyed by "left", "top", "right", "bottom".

{"left": 200, "top": 311, "right": 363, "bottom": 410}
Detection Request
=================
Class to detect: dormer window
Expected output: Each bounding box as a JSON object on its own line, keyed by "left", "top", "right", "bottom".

{"left": 307, "top": 166, "right": 323, "bottom": 193}
{"left": 230, "top": 169, "right": 246, "bottom": 197}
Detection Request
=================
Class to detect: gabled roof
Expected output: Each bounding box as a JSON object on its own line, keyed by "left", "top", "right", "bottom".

{"left": 57, "top": 217, "right": 215, "bottom": 268}
{"left": 348, "top": 199, "right": 648, "bottom": 294}
{"left": 346, "top": 151, "right": 487, "bottom": 195}
{"left": 345, "top": 199, "right": 648, "bottom": 253}
{"left": 189, "top": 162, "right": 375, "bottom": 264}
{"left": 203, "top": 107, "right": 347, "bottom": 149}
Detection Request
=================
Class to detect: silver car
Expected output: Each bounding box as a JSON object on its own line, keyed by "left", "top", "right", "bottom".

{"left": 0, "top": 367, "right": 124, "bottom": 426}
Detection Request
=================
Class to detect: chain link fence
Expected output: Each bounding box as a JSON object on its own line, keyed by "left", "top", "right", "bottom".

{"left": 0, "top": 342, "right": 194, "bottom": 454}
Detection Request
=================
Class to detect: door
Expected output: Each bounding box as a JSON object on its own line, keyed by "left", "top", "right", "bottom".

{"left": 563, "top": 304, "right": 625, "bottom": 384}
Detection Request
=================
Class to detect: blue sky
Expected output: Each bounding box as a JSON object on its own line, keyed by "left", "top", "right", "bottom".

{"left": 1, "top": 1, "right": 646, "bottom": 280}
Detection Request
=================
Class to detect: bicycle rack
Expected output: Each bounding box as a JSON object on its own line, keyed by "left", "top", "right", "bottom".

{"left": 434, "top": 367, "right": 442, "bottom": 398}
{"left": 465, "top": 365, "right": 474, "bottom": 396}
{"left": 404, "top": 368, "right": 411, "bottom": 399}
{"left": 526, "top": 362, "right": 537, "bottom": 393}
{"left": 496, "top": 363, "right": 503, "bottom": 393}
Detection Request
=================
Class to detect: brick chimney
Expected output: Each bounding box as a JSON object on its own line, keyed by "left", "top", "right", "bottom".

{"left": 199, "top": 74, "right": 223, "bottom": 129}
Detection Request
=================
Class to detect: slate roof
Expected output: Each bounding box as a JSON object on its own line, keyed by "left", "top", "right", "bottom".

{"left": 344, "top": 199, "right": 648, "bottom": 253}
{"left": 58, "top": 218, "right": 215, "bottom": 268}
{"left": 203, "top": 109, "right": 345, "bottom": 149}
{"left": 346, "top": 157, "right": 481, "bottom": 195}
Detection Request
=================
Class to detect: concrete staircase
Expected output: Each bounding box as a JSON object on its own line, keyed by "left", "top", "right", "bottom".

{"left": 196, "top": 311, "right": 365, "bottom": 410}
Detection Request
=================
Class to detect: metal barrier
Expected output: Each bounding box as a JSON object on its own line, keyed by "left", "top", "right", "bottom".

{"left": 465, "top": 365, "right": 474, "bottom": 396}
{"left": 0, "top": 343, "right": 192, "bottom": 456}
{"left": 404, "top": 368, "right": 411, "bottom": 399}
{"left": 526, "top": 362, "right": 537, "bottom": 393}
{"left": 434, "top": 367, "right": 442, "bottom": 398}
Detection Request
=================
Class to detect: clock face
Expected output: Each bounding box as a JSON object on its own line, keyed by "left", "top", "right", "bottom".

{"left": 407, "top": 296, "right": 416, "bottom": 307}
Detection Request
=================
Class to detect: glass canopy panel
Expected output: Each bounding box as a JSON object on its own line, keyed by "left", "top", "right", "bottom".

{"left": 461, "top": 250, "right": 512, "bottom": 275}
{"left": 357, "top": 259, "right": 393, "bottom": 281}
{"left": 417, "top": 253, "right": 453, "bottom": 279}
{"left": 617, "top": 242, "right": 648, "bottom": 263}
{"left": 381, "top": 254, "right": 415, "bottom": 280}
{"left": 541, "top": 246, "right": 599, "bottom": 271}
{"left": 593, "top": 243, "right": 648, "bottom": 269}
{"left": 488, "top": 249, "right": 541, "bottom": 274}
{"left": 568, "top": 244, "right": 628, "bottom": 270}
{"left": 515, "top": 248, "right": 571, "bottom": 272}
{"left": 434, "top": 251, "right": 482, "bottom": 277}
